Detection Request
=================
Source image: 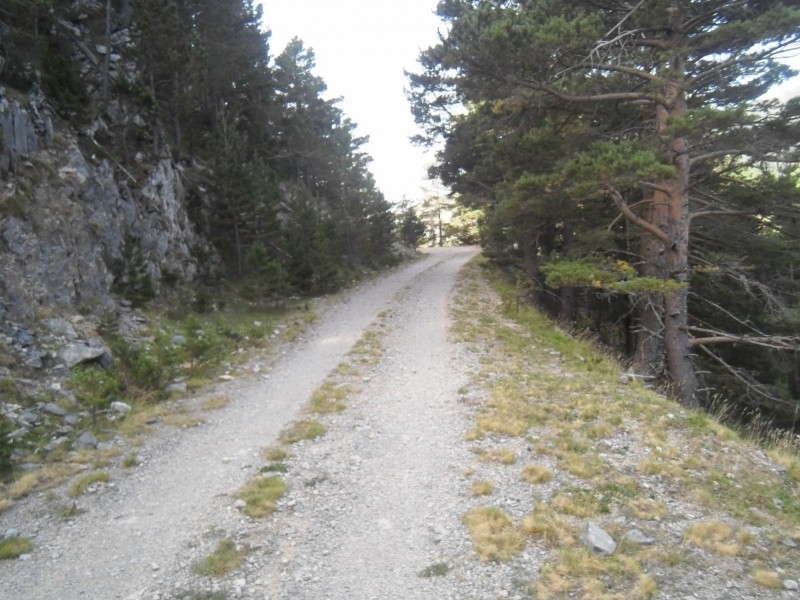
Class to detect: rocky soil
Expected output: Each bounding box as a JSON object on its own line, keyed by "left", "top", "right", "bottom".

{"left": 2, "top": 246, "right": 799, "bottom": 599}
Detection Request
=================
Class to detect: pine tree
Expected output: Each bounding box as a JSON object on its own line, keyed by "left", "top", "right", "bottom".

{"left": 410, "top": 0, "right": 800, "bottom": 409}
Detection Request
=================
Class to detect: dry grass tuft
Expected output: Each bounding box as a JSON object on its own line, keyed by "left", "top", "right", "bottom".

{"left": 262, "top": 447, "right": 288, "bottom": 462}
{"left": 471, "top": 480, "right": 495, "bottom": 496}
{"left": 520, "top": 505, "right": 575, "bottom": 548}
{"left": 522, "top": 465, "right": 553, "bottom": 483}
{"left": 0, "top": 536, "right": 33, "bottom": 559}
{"left": 68, "top": 471, "right": 110, "bottom": 497}
{"left": 625, "top": 496, "right": 668, "bottom": 521}
{"left": 9, "top": 464, "right": 82, "bottom": 499}
{"left": 683, "top": 520, "right": 741, "bottom": 556}
{"left": 477, "top": 448, "right": 516, "bottom": 465}
{"left": 200, "top": 395, "right": 230, "bottom": 411}
{"left": 309, "top": 382, "right": 354, "bottom": 414}
{"left": 462, "top": 507, "right": 524, "bottom": 562}
{"left": 752, "top": 569, "right": 781, "bottom": 589}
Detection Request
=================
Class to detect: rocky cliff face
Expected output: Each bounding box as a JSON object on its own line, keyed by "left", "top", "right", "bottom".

{"left": 0, "top": 88, "right": 209, "bottom": 324}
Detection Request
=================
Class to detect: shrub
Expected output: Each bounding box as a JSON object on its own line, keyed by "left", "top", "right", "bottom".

{"left": 70, "top": 366, "right": 120, "bottom": 424}
{"left": 0, "top": 415, "right": 17, "bottom": 476}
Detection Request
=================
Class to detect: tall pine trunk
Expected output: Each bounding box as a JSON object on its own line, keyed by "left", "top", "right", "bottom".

{"left": 634, "top": 191, "right": 665, "bottom": 379}
{"left": 655, "top": 49, "right": 698, "bottom": 407}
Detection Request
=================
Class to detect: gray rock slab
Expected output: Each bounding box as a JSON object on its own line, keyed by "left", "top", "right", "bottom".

{"left": 581, "top": 521, "right": 617, "bottom": 556}
{"left": 41, "top": 403, "right": 68, "bottom": 417}
{"left": 109, "top": 401, "right": 131, "bottom": 414}
{"left": 60, "top": 343, "right": 109, "bottom": 368}
{"left": 74, "top": 431, "right": 98, "bottom": 449}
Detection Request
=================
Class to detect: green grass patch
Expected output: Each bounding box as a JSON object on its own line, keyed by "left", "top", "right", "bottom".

{"left": 308, "top": 382, "right": 354, "bottom": 414}
{"left": 193, "top": 538, "right": 251, "bottom": 577}
{"left": 0, "top": 536, "right": 32, "bottom": 559}
{"left": 280, "top": 420, "right": 326, "bottom": 444}
{"left": 260, "top": 462, "right": 288, "bottom": 473}
{"left": 68, "top": 471, "right": 110, "bottom": 497}
{"left": 237, "top": 476, "right": 286, "bottom": 518}
{"left": 262, "top": 447, "right": 288, "bottom": 461}
{"left": 418, "top": 562, "right": 451, "bottom": 577}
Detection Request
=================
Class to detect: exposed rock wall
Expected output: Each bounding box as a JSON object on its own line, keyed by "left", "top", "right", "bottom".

{"left": 0, "top": 90, "right": 208, "bottom": 323}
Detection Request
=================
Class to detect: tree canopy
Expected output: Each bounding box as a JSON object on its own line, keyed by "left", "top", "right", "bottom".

{"left": 409, "top": 0, "right": 800, "bottom": 421}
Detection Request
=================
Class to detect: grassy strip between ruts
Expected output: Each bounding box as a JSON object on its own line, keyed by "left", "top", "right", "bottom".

{"left": 214, "top": 309, "right": 394, "bottom": 575}
{"left": 452, "top": 256, "right": 800, "bottom": 600}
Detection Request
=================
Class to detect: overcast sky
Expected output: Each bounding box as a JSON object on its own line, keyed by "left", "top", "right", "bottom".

{"left": 258, "top": 0, "right": 444, "bottom": 206}
{"left": 258, "top": 2, "right": 800, "bottom": 206}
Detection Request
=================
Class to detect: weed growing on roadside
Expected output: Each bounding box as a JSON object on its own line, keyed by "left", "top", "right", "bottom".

{"left": 260, "top": 463, "right": 288, "bottom": 473}
{"left": 57, "top": 501, "right": 83, "bottom": 520}
{"left": 462, "top": 507, "right": 524, "bottom": 562}
{"left": 280, "top": 420, "right": 326, "bottom": 444}
{"left": 471, "top": 480, "right": 495, "bottom": 496}
{"left": 308, "top": 382, "right": 354, "bottom": 414}
{"left": 193, "top": 538, "right": 250, "bottom": 577}
{"left": 200, "top": 396, "right": 230, "bottom": 411}
{"left": 237, "top": 476, "right": 286, "bottom": 518}
{"left": 262, "top": 447, "right": 288, "bottom": 462}
{"left": 418, "top": 562, "right": 451, "bottom": 577}
{"left": 0, "top": 536, "right": 32, "bottom": 559}
{"left": 122, "top": 453, "right": 139, "bottom": 469}
{"left": 68, "top": 471, "right": 110, "bottom": 497}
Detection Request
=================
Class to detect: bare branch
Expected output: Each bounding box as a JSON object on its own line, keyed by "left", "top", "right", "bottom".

{"left": 607, "top": 198, "right": 651, "bottom": 231}
{"left": 689, "top": 327, "right": 800, "bottom": 350}
{"left": 694, "top": 344, "right": 793, "bottom": 407}
{"left": 602, "top": 0, "right": 648, "bottom": 39}
{"left": 513, "top": 77, "right": 668, "bottom": 106}
{"left": 590, "top": 63, "right": 666, "bottom": 85}
{"left": 690, "top": 150, "right": 746, "bottom": 166}
{"left": 690, "top": 209, "right": 752, "bottom": 220}
{"left": 604, "top": 185, "right": 671, "bottom": 244}
{"left": 641, "top": 181, "right": 673, "bottom": 195}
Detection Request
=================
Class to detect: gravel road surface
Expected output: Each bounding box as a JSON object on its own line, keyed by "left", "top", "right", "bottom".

{"left": 1, "top": 246, "right": 484, "bottom": 599}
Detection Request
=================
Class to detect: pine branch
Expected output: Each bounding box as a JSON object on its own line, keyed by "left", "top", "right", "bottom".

{"left": 603, "top": 185, "right": 671, "bottom": 244}
{"left": 513, "top": 76, "right": 668, "bottom": 106}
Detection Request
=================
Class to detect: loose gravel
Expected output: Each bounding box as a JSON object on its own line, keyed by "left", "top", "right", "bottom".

{"left": 4, "top": 245, "right": 798, "bottom": 600}
{"left": 0, "top": 246, "right": 485, "bottom": 599}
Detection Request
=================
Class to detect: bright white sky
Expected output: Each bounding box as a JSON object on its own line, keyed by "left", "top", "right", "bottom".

{"left": 258, "top": 0, "right": 444, "bottom": 206}
{"left": 257, "top": 1, "right": 800, "bottom": 207}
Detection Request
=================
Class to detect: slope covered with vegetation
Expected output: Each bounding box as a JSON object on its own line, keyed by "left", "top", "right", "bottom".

{"left": 409, "top": 0, "right": 800, "bottom": 427}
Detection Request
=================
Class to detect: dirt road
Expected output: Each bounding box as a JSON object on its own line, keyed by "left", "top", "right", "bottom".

{"left": 1, "top": 246, "right": 482, "bottom": 599}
